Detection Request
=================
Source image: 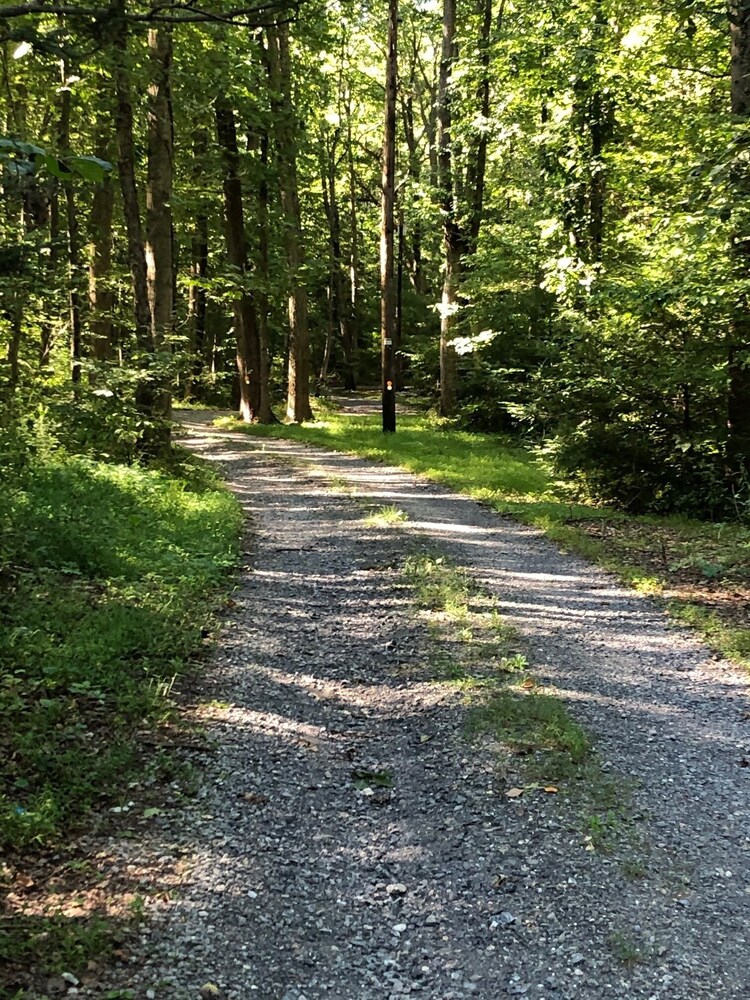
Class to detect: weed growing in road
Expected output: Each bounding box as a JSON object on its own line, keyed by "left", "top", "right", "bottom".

{"left": 363, "top": 505, "right": 409, "bottom": 527}
{"left": 609, "top": 930, "right": 654, "bottom": 966}
{"left": 403, "top": 550, "right": 590, "bottom": 771}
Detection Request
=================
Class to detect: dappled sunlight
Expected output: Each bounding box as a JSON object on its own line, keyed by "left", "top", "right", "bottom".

{"left": 155, "top": 415, "right": 750, "bottom": 999}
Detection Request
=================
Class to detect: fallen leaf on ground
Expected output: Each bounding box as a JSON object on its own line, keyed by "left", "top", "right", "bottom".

{"left": 505, "top": 787, "right": 524, "bottom": 798}
{"left": 543, "top": 786, "right": 559, "bottom": 794}
{"left": 242, "top": 792, "right": 269, "bottom": 805}
{"left": 521, "top": 678, "right": 536, "bottom": 690}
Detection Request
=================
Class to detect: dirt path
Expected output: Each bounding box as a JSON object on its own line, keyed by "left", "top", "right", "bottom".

{"left": 108, "top": 415, "right": 750, "bottom": 1000}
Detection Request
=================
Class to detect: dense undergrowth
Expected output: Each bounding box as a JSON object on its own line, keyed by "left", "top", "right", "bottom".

{"left": 215, "top": 405, "right": 750, "bottom": 669}
{"left": 0, "top": 430, "right": 241, "bottom": 851}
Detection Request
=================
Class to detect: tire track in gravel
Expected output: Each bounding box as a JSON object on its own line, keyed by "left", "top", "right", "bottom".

{"left": 113, "top": 416, "right": 750, "bottom": 1000}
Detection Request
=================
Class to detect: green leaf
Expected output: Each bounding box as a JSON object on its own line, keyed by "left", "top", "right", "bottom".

{"left": 42, "top": 154, "right": 72, "bottom": 179}
{"left": 67, "top": 155, "right": 113, "bottom": 182}
{"left": 0, "top": 137, "right": 45, "bottom": 158}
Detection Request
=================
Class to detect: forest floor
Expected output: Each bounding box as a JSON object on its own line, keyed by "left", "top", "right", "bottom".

{"left": 72, "top": 410, "right": 749, "bottom": 1000}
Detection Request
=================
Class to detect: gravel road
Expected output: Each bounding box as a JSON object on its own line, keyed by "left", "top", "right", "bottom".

{"left": 104, "top": 413, "right": 750, "bottom": 1000}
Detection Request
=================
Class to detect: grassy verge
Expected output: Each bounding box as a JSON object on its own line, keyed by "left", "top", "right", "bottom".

{"left": 0, "top": 447, "right": 241, "bottom": 991}
{"left": 214, "top": 407, "right": 750, "bottom": 669}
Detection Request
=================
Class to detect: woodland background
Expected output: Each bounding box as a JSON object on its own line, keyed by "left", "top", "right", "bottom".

{"left": 2, "top": 0, "right": 750, "bottom": 518}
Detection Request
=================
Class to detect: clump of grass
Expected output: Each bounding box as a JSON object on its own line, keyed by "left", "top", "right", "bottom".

{"left": 402, "top": 550, "right": 643, "bottom": 861}
{"left": 363, "top": 504, "right": 409, "bottom": 527}
{"left": 404, "top": 552, "right": 472, "bottom": 617}
{"left": 609, "top": 929, "right": 654, "bottom": 966}
{"left": 0, "top": 913, "right": 116, "bottom": 977}
{"left": 468, "top": 688, "right": 590, "bottom": 762}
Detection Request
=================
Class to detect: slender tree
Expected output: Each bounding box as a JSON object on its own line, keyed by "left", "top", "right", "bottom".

{"left": 146, "top": 25, "right": 174, "bottom": 418}
{"left": 728, "top": 0, "right": 750, "bottom": 484}
{"left": 215, "top": 97, "right": 264, "bottom": 423}
{"left": 265, "top": 21, "right": 313, "bottom": 422}
{"left": 437, "top": 0, "right": 460, "bottom": 417}
{"left": 380, "top": 0, "right": 398, "bottom": 432}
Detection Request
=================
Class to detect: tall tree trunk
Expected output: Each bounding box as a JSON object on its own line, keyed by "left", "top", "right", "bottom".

{"left": 87, "top": 140, "right": 115, "bottom": 363}
{"left": 402, "top": 90, "right": 426, "bottom": 295}
{"left": 588, "top": 0, "right": 608, "bottom": 265}
{"left": 255, "top": 129, "right": 274, "bottom": 422}
{"left": 437, "top": 0, "right": 461, "bottom": 417}
{"left": 112, "top": 0, "right": 166, "bottom": 449}
{"left": 465, "top": 0, "right": 495, "bottom": 257}
{"left": 380, "top": 0, "right": 398, "bottom": 433}
{"left": 395, "top": 207, "right": 405, "bottom": 389}
{"left": 188, "top": 212, "right": 209, "bottom": 386}
{"left": 58, "top": 60, "right": 82, "bottom": 384}
{"left": 187, "top": 128, "right": 209, "bottom": 393}
{"left": 345, "top": 78, "right": 360, "bottom": 390}
{"left": 320, "top": 128, "right": 349, "bottom": 391}
{"left": 215, "top": 98, "right": 263, "bottom": 423}
{"left": 320, "top": 281, "right": 335, "bottom": 386}
{"left": 265, "top": 23, "right": 313, "bottom": 422}
{"left": 728, "top": 0, "right": 750, "bottom": 481}
{"left": 40, "top": 186, "right": 60, "bottom": 366}
{"left": 146, "top": 25, "right": 174, "bottom": 420}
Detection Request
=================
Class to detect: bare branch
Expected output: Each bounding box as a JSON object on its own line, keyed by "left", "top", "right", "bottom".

{"left": 0, "top": 0, "right": 302, "bottom": 25}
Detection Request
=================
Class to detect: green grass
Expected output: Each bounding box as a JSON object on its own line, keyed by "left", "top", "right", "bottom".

{"left": 0, "top": 450, "right": 242, "bottom": 849}
{"left": 0, "top": 913, "right": 114, "bottom": 980}
{"left": 0, "top": 446, "right": 241, "bottom": 992}
{"left": 217, "top": 407, "right": 750, "bottom": 668}
{"left": 363, "top": 504, "right": 409, "bottom": 527}
{"left": 215, "top": 410, "right": 558, "bottom": 512}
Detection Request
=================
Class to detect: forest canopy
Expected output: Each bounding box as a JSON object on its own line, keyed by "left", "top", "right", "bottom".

{"left": 2, "top": 0, "right": 750, "bottom": 519}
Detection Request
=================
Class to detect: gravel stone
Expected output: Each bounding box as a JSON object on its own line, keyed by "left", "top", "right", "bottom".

{"left": 99, "top": 412, "right": 750, "bottom": 1000}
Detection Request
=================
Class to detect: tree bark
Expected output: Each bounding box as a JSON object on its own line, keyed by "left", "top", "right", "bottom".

{"left": 186, "top": 128, "right": 209, "bottom": 394}
{"left": 395, "top": 207, "right": 404, "bottom": 389}
{"left": 402, "top": 88, "right": 426, "bottom": 295}
{"left": 112, "top": 0, "right": 166, "bottom": 449}
{"left": 588, "top": 0, "right": 608, "bottom": 265}
{"left": 255, "top": 128, "right": 274, "bottom": 422}
{"left": 40, "top": 182, "right": 60, "bottom": 366}
{"left": 344, "top": 75, "right": 360, "bottom": 389}
{"left": 465, "top": 0, "right": 495, "bottom": 257}
{"left": 265, "top": 23, "right": 313, "bottom": 422}
{"left": 728, "top": 0, "right": 750, "bottom": 480}
{"left": 320, "top": 127, "right": 350, "bottom": 391}
{"left": 437, "top": 0, "right": 461, "bottom": 417}
{"left": 58, "top": 60, "right": 82, "bottom": 384}
{"left": 87, "top": 138, "right": 115, "bottom": 363}
{"left": 215, "top": 97, "right": 263, "bottom": 423}
{"left": 146, "top": 25, "right": 174, "bottom": 420}
{"left": 380, "top": 0, "right": 398, "bottom": 432}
